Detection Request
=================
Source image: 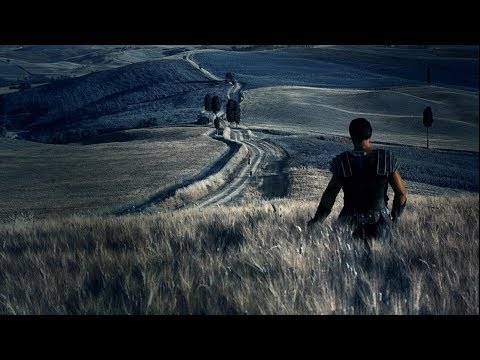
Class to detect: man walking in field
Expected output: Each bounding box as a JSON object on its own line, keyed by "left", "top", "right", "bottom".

{"left": 307, "top": 118, "right": 407, "bottom": 246}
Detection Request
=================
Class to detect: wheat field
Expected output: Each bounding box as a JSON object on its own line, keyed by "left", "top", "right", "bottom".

{"left": 0, "top": 193, "right": 477, "bottom": 315}
{"left": 0, "top": 127, "right": 226, "bottom": 220}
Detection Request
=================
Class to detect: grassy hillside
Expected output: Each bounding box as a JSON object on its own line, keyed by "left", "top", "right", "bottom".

{"left": 0, "top": 45, "right": 193, "bottom": 80}
{"left": 0, "top": 194, "right": 477, "bottom": 314}
{"left": 0, "top": 127, "right": 227, "bottom": 220}
{"left": 279, "top": 46, "right": 479, "bottom": 90}
{"left": 1, "top": 59, "right": 229, "bottom": 142}
{"left": 241, "top": 86, "right": 479, "bottom": 152}
{"left": 261, "top": 133, "right": 479, "bottom": 193}
{"left": 192, "top": 45, "right": 478, "bottom": 90}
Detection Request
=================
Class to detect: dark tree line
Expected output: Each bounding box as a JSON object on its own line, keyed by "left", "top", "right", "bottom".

{"left": 226, "top": 99, "right": 241, "bottom": 127}
{"left": 202, "top": 92, "right": 241, "bottom": 131}
{"left": 202, "top": 94, "right": 223, "bottom": 129}
{"left": 204, "top": 94, "right": 221, "bottom": 116}
{"left": 211, "top": 95, "right": 221, "bottom": 115}
{"left": 225, "top": 72, "right": 236, "bottom": 84}
{"left": 204, "top": 94, "right": 212, "bottom": 112}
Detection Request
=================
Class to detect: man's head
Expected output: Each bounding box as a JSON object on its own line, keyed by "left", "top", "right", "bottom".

{"left": 349, "top": 118, "right": 372, "bottom": 143}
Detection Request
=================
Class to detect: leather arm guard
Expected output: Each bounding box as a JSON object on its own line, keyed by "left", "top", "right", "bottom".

{"left": 391, "top": 198, "right": 406, "bottom": 222}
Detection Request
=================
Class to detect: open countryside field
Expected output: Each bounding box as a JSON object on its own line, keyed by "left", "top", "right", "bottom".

{"left": 0, "top": 45, "right": 478, "bottom": 314}
{"left": 0, "top": 194, "right": 477, "bottom": 314}
{"left": 0, "top": 127, "right": 227, "bottom": 221}
{"left": 192, "top": 45, "right": 478, "bottom": 90}
{"left": 2, "top": 59, "right": 230, "bottom": 142}
{"left": 259, "top": 131, "right": 479, "bottom": 193}
{"left": 241, "top": 85, "right": 479, "bottom": 151}
{"left": 0, "top": 45, "right": 194, "bottom": 81}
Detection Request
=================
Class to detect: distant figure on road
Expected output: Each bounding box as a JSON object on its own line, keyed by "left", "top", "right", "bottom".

{"left": 307, "top": 118, "right": 407, "bottom": 247}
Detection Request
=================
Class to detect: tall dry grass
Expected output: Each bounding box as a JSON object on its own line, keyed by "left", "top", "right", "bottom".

{"left": 0, "top": 127, "right": 227, "bottom": 220}
{"left": 0, "top": 194, "right": 477, "bottom": 314}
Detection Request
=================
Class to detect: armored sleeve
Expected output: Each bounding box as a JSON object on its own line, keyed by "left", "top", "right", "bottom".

{"left": 329, "top": 152, "right": 352, "bottom": 178}
{"left": 377, "top": 149, "right": 399, "bottom": 175}
{"left": 329, "top": 156, "right": 340, "bottom": 176}
{"left": 390, "top": 151, "right": 399, "bottom": 172}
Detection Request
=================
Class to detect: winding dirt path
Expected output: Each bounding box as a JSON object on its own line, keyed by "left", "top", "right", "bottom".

{"left": 114, "top": 52, "right": 290, "bottom": 213}
{"left": 195, "top": 128, "right": 289, "bottom": 207}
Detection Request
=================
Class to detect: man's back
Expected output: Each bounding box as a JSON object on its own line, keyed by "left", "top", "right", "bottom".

{"left": 307, "top": 117, "right": 407, "bottom": 241}
{"left": 330, "top": 149, "right": 398, "bottom": 214}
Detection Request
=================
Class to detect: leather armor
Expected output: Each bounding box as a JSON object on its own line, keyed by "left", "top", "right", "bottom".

{"left": 330, "top": 149, "right": 398, "bottom": 215}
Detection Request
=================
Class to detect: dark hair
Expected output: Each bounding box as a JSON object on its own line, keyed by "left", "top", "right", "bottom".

{"left": 349, "top": 118, "right": 372, "bottom": 142}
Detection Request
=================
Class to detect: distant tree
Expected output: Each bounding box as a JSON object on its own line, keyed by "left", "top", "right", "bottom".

{"left": 196, "top": 114, "right": 210, "bottom": 125}
{"left": 426, "top": 65, "right": 431, "bottom": 84}
{"left": 214, "top": 117, "right": 220, "bottom": 135}
{"left": 238, "top": 90, "right": 244, "bottom": 103}
{"left": 233, "top": 102, "right": 241, "bottom": 128}
{"left": 211, "top": 95, "right": 221, "bottom": 116}
{"left": 226, "top": 98, "right": 236, "bottom": 125}
{"left": 225, "top": 72, "right": 236, "bottom": 84}
{"left": 423, "top": 106, "right": 434, "bottom": 149}
{"left": 204, "top": 94, "right": 212, "bottom": 112}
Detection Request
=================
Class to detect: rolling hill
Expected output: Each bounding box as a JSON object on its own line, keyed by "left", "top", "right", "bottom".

{"left": 1, "top": 58, "right": 229, "bottom": 142}
{"left": 192, "top": 45, "right": 479, "bottom": 90}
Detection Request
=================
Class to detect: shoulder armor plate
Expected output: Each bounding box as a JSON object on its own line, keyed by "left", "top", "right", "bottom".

{"left": 339, "top": 151, "right": 352, "bottom": 177}
{"left": 377, "top": 149, "right": 394, "bottom": 175}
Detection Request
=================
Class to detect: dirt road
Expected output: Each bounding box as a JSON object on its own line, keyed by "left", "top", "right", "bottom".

{"left": 195, "top": 128, "right": 289, "bottom": 207}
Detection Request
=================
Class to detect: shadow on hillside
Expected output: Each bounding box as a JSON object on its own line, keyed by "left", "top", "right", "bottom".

{"left": 260, "top": 158, "right": 290, "bottom": 199}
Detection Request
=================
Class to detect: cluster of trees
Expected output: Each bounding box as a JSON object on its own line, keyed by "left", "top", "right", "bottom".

{"left": 204, "top": 94, "right": 223, "bottom": 134}
{"left": 202, "top": 94, "right": 241, "bottom": 134}
{"left": 226, "top": 99, "right": 241, "bottom": 127}
{"left": 204, "top": 94, "right": 222, "bottom": 117}
{"left": 225, "top": 72, "right": 236, "bottom": 84}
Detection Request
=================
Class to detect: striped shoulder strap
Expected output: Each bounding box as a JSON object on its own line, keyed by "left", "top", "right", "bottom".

{"left": 377, "top": 149, "right": 394, "bottom": 175}
{"left": 339, "top": 152, "right": 352, "bottom": 177}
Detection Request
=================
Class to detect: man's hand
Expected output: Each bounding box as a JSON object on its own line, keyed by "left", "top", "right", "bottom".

{"left": 391, "top": 198, "right": 406, "bottom": 223}
{"left": 388, "top": 170, "right": 407, "bottom": 222}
